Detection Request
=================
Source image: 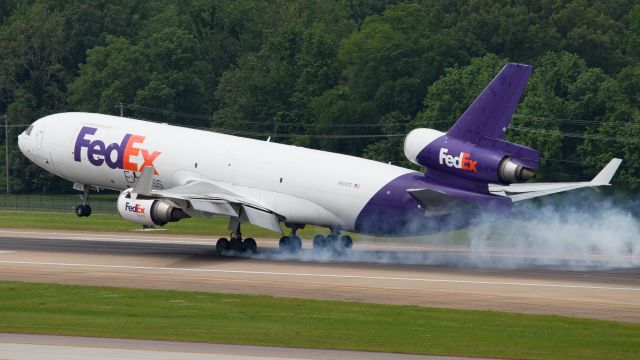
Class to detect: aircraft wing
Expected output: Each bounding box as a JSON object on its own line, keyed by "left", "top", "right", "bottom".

{"left": 132, "top": 168, "right": 283, "bottom": 234}
{"left": 489, "top": 158, "right": 622, "bottom": 202}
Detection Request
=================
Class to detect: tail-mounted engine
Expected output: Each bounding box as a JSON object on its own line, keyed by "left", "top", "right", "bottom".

{"left": 404, "top": 128, "right": 537, "bottom": 184}
{"left": 117, "top": 189, "right": 190, "bottom": 226}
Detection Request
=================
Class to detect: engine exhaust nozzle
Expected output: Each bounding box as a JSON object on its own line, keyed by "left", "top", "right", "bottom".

{"left": 499, "top": 157, "right": 536, "bottom": 183}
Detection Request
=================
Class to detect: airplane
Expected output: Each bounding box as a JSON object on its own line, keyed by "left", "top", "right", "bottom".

{"left": 17, "top": 63, "right": 622, "bottom": 256}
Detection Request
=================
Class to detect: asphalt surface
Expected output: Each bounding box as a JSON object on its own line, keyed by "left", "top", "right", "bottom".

{"left": 0, "top": 333, "right": 473, "bottom": 360}
{"left": 0, "top": 228, "right": 639, "bottom": 323}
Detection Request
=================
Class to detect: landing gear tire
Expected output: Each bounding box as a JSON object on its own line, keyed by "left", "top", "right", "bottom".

{"left": 230, "top": 237, "right": 244, "bottom": 252}
{"left": 279, "top": 235, "right": 302, "bottom": 253}
{"left": 292, "top": 235, "right": 302, "bottom": 250}
{"left": 338, "top": 235, "right": 353, "bottom": 250}
{"left": 312, "top": 235, "right": 326, "bottom": 250}
{"left": 75, "top": 204, "right": 91, "bottom": 217}
{"left": 216, "top": 237, "right": 230, "bottom": 256}
{"left": 243, "top": 238, "right": 257, "bottom": 254}
{"left": 313, "top": 233, "right": 352, "bottom": 253}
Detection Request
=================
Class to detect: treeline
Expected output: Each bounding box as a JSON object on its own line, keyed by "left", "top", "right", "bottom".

{"left": 0, "top": 0, "right": 639, "bottom": 192}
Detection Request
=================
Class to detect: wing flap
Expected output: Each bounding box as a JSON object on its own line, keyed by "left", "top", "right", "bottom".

{"left": 242, "top": 206, "right": 282, "bottom": 233}
{"left": 190, "top": 199, "right": 239, "bottom": 217}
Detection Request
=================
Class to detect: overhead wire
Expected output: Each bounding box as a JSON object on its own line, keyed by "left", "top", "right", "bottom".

{"left": 5, "top": 106, "right": 639, "bottom": 144}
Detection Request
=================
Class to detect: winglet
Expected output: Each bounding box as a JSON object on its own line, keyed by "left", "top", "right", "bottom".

{"left": 591, "top": 158, "right": 622, "bottom": 185}
{"left": 132, "top": 166, "right": 154, "bottom": 195}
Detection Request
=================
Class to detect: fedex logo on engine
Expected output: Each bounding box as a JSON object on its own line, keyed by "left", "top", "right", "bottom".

{"left": 439, "top": 148, "right": 478, "bottom": 172}
{"left": 124, "top": 202, "right": 145, "bottom": 214}
{"left": 74, "top": 126, "right": 161, "bottom": 175}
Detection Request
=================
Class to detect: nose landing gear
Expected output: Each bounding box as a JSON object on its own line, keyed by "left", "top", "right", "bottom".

{"left": 75, "top": 184, "right": 92, "bottom": 217}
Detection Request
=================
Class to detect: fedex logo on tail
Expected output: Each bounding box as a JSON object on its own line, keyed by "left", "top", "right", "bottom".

{"left": 74, "top": 126, "right": 161, "bottom": 175}
{"left": 439, "top": 148, "right": 478, "bottom": 172}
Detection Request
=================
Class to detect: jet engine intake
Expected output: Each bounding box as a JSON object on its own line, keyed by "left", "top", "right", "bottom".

{"left": 404, "top": 128, "right": 445, "bottom": 166}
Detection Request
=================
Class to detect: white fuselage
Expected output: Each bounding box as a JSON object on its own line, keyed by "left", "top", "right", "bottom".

{"left": 18, "top": 113, "right": 414, "bottom": 232}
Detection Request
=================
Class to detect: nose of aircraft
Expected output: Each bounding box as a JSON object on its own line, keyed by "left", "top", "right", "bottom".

{"left": 17, "top": 123, "right": 35, "bottom": 158}
{"left": 18, "top": 131, "right": 26, "bottom": 154}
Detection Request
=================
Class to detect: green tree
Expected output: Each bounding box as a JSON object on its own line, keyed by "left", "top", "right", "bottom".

{"left": 627, "top": 4, "right": 640, "bottom": 60}
{"left": 0, "top": 3, "right": 68, "bottom": 112}
{"left": 413, "top": 53, "right": 507, "bottom": 131}
{"left": 68, "top": 36, "right": 149, "bottom": 113}
{"left": 579, "top": 107, "right": 640, "bottom": 189}
{"left": 339, "top": 3, "right": 472, "bottom": 116}
{"left": 510, "top": 52, "right": 626, "bottom": 181}
{"left": 363, "top": 112, "right": 412, "bottom": 167}
{"left": 0, "top": 0, "right": 18, "bottom": 25}
{"left": 550, "top": 0, "right": 632, "bottom": 72}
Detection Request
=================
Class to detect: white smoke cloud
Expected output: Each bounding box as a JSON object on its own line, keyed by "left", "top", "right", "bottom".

{"left": 464, "top": 198, "right": 640, "bottom": 269}
{"left": 245, "top": 191, "right": 640, "bottom": 270}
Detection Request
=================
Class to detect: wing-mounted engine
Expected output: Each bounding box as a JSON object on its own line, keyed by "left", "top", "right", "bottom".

{"left": 117, "top": 189, "right": 190, "bottom": 226}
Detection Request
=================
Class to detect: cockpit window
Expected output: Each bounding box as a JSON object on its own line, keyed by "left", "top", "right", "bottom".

{"left": 25, "top": 124, "right": 34, "bottom": 136}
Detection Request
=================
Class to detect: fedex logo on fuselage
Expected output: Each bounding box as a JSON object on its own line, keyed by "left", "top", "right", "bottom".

{"left": 74, "top": 126, "right": 161, "bottom": 175}
{"left": 124, "top": 202, "right": 145, "bottom": 214}
{"left": 439, "top": 148, "right": 478, "bottom": 172}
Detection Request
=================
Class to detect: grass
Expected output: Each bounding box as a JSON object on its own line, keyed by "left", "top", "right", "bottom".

{"left": 0, "top": 210, "right": 470, "bottom": 243}
{"left": 0, "top": 281, "right": 638, "bottom": 360}
{"left": 0, "top": 194, "right": 118, "bottom": 214}
{"left": 0, "top": 210, "right": 283, "bottom": 237}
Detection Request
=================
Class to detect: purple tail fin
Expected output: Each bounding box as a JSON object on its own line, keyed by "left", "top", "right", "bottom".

{"left": 447, "top": 63, "right": 532, "bottom": 142}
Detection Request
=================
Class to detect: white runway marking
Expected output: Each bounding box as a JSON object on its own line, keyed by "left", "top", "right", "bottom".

{"left": 0, "top": 251, "right": 15, "bottom": 254}
{"left": 0, "top": 260, "right": 638, "bottom": 292}
{"left": 0, "top": 333, "right": 458, "bottom": 360}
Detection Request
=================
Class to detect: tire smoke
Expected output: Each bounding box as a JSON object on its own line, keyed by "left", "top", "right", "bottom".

{"left": 248, "top": 191, "right": 639, "bottom": 270}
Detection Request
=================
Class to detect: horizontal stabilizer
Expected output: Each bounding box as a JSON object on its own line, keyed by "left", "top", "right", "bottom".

{"left": 490, "top": 158, "right": 622, "bottom": 202}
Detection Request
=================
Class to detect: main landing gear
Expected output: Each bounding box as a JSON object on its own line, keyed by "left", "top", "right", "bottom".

{"left": 75, "top": 185, "right": 92, "bottom": 217}
{"left": 279, "top": 223, "right": 353, "bottom": 254}
{"left": 312, "top": 230, "right": 353, "bottom": 253}
{"left": 215, "top": 222, "right": 353, "bottom": 257}
{"left": 278, "top": 224, "right": 303, "bottom": 253}
{"left": 216, "top": 226, "right": 257, "bottom": 256}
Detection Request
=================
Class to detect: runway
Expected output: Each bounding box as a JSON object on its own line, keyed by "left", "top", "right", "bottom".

{"left": 0, "top": 333, "right": 470, "bottom": 360}
{"left": 0, "top": 228, "right": 638, "bottom": 323}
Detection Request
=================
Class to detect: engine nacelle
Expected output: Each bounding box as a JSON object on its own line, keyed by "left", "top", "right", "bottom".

{"left": 404, "top": 128, "right": 445, "bottom": 165}
{"left": 117, "top": 190, "right": 190, "bottom": 226}
{"left": 404, "top": 128, "right": 536, "bottom": 184}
